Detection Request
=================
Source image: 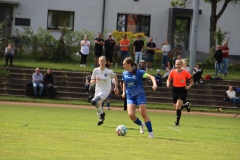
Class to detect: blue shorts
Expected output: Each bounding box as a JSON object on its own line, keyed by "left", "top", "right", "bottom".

{"left": 127, "top": 94, "right": 146, "bottom": 106}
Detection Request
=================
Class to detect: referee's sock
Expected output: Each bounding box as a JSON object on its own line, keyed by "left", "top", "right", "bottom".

{"left": 134, "top": 118, "right": 142, "bottom": 126}
{"left": 176, "top": 109, "right": 181, "bottom": 123}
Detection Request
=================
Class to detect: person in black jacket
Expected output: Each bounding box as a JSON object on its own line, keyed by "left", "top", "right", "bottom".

{"left": 44, "top": 69, "right": 55, "bottom": 98}
{"left": 214, "top": 45, "right": 226, "bottom": 77}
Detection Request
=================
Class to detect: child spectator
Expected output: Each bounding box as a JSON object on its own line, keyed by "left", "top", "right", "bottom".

{"left": 138, "top": 59, "right": 147, "bottom": 71}
{"left": 85, "top": 72, "right": 92, "bottom": 93}
{"left": 155, "top": 69, "right": 163, "bottom": 87}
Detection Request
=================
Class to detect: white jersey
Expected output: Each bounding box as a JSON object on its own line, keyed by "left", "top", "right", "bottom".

{"left": 80, "top": 40, "right": 90, "bottom": 55}
{"left": 91, "top": 67, "right": 116, "bottom": 95}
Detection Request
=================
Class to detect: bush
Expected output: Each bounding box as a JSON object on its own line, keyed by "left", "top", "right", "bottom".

{"left": 0, "top": 69, "right": 11, "bottom": 78}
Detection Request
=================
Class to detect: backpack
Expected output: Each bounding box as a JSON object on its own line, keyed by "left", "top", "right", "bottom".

{"left": 205, "top": 74, "right": 212, "bottom": 80}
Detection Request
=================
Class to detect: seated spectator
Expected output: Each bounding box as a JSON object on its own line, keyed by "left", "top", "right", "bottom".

{"left": 226, "top": 86, "right": 240, "bottom": 108}
{"left": 182, "top": 59, "right": 190, "bottom": 72}
{"left": 138, "top": 59, "right": 147, "bottom": 71}
{"left": 155, "top": 69, "right": 163, "bottom": 87}
{"left": 193, "top": 64, "right": 203, "bottom": 84}
{"left": 162, "top": 61, "right": 172, "bottom": 79}
{"left": 85, "top": 72, "right": 92, "bottom": 93}
{"left": 44, "top": 69, "right": 55, "bottom": 98}
{"left": 32, "top": 68, "right": 43, "bottom": 98}
{"left": 4, "top": 43, "right": 14, "bottom": 66}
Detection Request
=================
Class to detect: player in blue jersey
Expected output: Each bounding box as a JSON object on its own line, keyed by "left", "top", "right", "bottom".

{"left": 122, "top": 57, "right": 157, "bottom": 138}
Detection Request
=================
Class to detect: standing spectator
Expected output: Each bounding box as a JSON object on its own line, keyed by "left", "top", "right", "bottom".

{"left": 32, "top": 68, "right": 43, "bottom": 98}
{"left": 80, "top": 35, "right": 90, "bottom": 67}
{"left": 226, "top": 86, "right": 240, "bottom": 108}
{"left": 214, "top": 45, "right": 226, "bottom": 77}
{"left": 4, "top": 43, "right": 14, "bottom": 66}
{"left": 173, "top": 54, "right": 182, "bottom": 68}
{"left": 85, "top": 72, "right": 92, "bottom": 94}
{"left": 138, "top": 60, "right": 147, "bottom": 71}
{"left": 44, "top": 69, "right": 55, "bottom": 98}
{"left": 221, "top": 41, "right": 229, "bottom": 75}
{"left": 192, "top": 64, "right": 203, "bottom": 84}
{"left": 155, "top": 69, "right": 163, "bottom": 87}
{"left": 146, "top": 37, "right": 157, "bottom": 71}
{"left": 94, "top": 32, "right": 105, "bottom": 67}
{"left": 162, "top": 40, "right": 171, "bottom": 70}
{"left": 166, "top": 60, "right": 194, "bottom": 126}
{"left": 90, "top": 56, "right": 119, "bottom": 126}
{"left": 120, "top": 34, "right": 130, "bottom": 66}
{"left": 104, "top": 33, "right": 116, "bottom": 63}
{"left": 122, "top": 57, "right": 157, "bottom": 138}
{"left": 133, "top": 35, "right": 144, "bottom": 64}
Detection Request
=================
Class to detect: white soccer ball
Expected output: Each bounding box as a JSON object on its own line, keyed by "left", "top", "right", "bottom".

{"left": 116, "top": 125, "right": 127, "bottom": 136}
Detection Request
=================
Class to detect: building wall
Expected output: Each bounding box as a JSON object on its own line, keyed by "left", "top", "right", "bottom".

{"left": 10, "top": 0, "right": 240, "bottom": 55}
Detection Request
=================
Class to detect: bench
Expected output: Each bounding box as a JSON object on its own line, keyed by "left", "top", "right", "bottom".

{"left": 25, "top": 81, "right": 57, "bottom": 98}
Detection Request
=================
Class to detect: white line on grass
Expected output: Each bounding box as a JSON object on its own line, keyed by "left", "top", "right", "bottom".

{"left": 167, "top": 127, "right": 182, "bottom": 132}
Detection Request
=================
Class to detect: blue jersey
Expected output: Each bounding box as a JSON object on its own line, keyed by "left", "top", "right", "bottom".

{"left": 122, "top": 69, "right": 145, "bottom": 98}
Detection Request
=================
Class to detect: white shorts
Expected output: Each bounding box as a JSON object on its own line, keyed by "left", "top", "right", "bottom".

{"left": 94, "top": 91, "right": 109, "bottom": 101}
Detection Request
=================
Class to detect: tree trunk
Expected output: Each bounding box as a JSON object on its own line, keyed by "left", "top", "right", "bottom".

{"left": 209, "top": 1, "right": 217, "bottom": 50}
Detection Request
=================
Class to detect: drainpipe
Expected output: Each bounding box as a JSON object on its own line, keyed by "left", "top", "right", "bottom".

{"left": 101, "top": 0, "right": 106, "bottom": 33}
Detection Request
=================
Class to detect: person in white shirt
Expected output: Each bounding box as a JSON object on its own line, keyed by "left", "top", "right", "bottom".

{"left": 80, "top": 35, "right": 90, "bottom": 67}
{"left": 90, "top": 56, "right": 119, "bottom": 125}
{"left": 161, "top": 40, "right": 171, "bottom": 70}
{"left": 226, "top": 86, "right": 240, "bottom": 108}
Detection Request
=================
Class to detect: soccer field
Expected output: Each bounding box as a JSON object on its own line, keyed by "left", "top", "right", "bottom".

{"left": 0, "top": 104, "right": 239, "bottom": 160}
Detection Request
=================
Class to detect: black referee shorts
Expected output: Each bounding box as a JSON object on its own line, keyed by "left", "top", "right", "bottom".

{"left": 172, "top": 87, "right": 187, "bottom": 104}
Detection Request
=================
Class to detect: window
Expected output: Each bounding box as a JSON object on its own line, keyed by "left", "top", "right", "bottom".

{"left": 47, "top": 10, "right": 74, "bottom": 30}
{"left": 117, "top": 14, "right": 151, "bottom": 36}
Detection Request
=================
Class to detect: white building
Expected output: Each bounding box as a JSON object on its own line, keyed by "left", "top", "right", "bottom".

{"left": 1, "top": 0, "right": 240, "bottom": 57}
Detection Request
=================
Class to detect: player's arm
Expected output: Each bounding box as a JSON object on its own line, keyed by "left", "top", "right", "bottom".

{"left": 185, "top": 78, "right": 194, "bottom": 90}
{"left": 90, "top": 79, "right": 96, "bottom": 84}
{"left": 144, "top": 73, "right": 157, "bottom": 91}
{"left": 113, "top": 75, "right": 119, "bottom": 95}
{"left": 122, "top": 81, "right": 126, "bottom": 98}
{"left": 166, "top": 72, "right": 173, "bottom": 88}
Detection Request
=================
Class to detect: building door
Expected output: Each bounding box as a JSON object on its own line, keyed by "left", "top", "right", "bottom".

{"left": 174, "top": 17, "right": 191, "bottom": 50}
{"left": 0, "top": 6, "right": 12, "bottom": 36}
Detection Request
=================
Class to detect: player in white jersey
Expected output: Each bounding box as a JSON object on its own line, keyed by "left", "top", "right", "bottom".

{"left": 90, "top": 56, "right": 119, "bottom": 125}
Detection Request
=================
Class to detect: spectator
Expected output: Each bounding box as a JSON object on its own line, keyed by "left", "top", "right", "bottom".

{"left": 138, "top": 60, "right": 147, "bottom": 71}
{"left": 173, "top": 54, "right": 182, "bottom": 68}
{"left": 133, "top": 35, "right": 144, "bottom": 64}
{"left": 32, "top": 68, "right": 43, "bottom": 98}
{"left": 221, "top": 41, "right": 229, "bottom": 75}
{"left": 182, "top": 59, "right": 190, "bottom": 72}
{"left": 44, "top": 69, "right": 55, "bottom": 98}
{"left": 226, "top": 86, "right": 240, "bottom": 108}
{"left": 162, "top": 62, "right": 172, "bottom": 79}
{"left": 80, "top": 35, "right": 90, "bottom": 67}
{"left": 85, "top": 72, "right": 92, "bottom": 94}
{"left": 155, "top": 69, "right": 163, "bottom": 87}
{"left": 104, "top": 33, "right": 116, "bottom": 63}
{"left": 146, "top": 37, "right": 157, "bottom": 71}
{"left": 4, "top": 43, "right": 14, "bottom": 66}
{"left": 214, "top": 45, "right": 226, "bottom": 77}
{"left": 193, "top": 64, "right": 203, "bottom": 84}
{"left": 162, "top": 40, "right": 171, "bottom": 70}
{"left": 120, "top": 34, "right": 130, "bottom": 66}
{"left": 94, "top": 32, "right": 105, "bottom": 67}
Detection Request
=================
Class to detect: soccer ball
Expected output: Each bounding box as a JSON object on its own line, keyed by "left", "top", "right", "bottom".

{"left": 116, "top": 125, "right": 127, "bottom": 136}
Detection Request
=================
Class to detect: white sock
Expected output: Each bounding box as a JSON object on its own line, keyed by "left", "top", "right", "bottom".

{"left": 97, "top": 107, "right": 103, "bottom": 114}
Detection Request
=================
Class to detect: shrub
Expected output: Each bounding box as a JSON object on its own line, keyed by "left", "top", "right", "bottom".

{"left": 0, "top": 69, "right": 11, "bottom": 78}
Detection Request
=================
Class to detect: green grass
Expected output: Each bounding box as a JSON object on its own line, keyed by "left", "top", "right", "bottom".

{"left": 1, "top": 57, "right": 239, "bottom": 80}
{"left": 1, "top": 104, "right": 240, "bottom": 160}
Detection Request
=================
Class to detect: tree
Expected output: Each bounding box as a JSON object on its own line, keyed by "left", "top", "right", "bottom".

{"left": 205, "top": 0, "right": 240, "bottom": 49}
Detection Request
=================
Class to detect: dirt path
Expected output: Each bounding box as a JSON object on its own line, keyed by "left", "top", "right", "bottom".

{"left": 0, "top": 101, "right": 239, "bottom": 117}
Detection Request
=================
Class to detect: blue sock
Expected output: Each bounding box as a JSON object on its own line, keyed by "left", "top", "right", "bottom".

{"left": 107, "top": 102, "right": 110, "bottom": 108}
{"left": 145, "top": 121, "right": 153, "bottom": 132}
{"left": 102, "top": 102, "right": 104, "bottom": 108}
{"left": 134, "top": 118, "right": 142, "bottom": 126}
